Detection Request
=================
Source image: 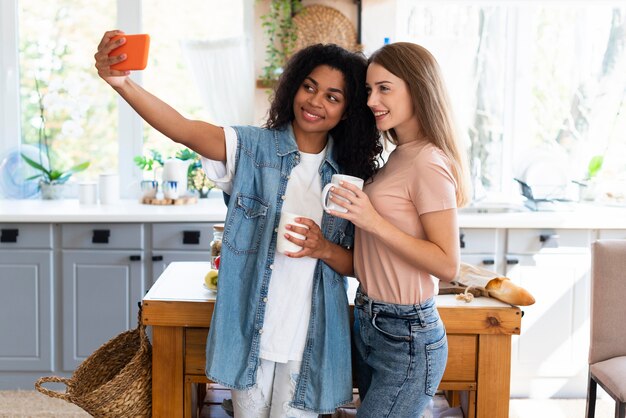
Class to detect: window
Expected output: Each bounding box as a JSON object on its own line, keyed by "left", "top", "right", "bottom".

{"left": 397, "top": 2, "right": 626, "bottom": 204}
{"left": 18, "top": 0, "right": 117, "bottom": 184}
{"left": 1, "top": 0, "right": 246, "bottom": 198}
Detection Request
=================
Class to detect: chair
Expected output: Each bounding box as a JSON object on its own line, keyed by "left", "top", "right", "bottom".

{"left": 586, "top": 240, "right": 626, "bottom": 418}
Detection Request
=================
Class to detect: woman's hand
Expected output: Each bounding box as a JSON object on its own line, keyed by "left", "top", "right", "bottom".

{"left": 325, "top": 181, "right": 382, "bottom": 234}
{"left": 283, "top": 217, "right": 331, "bottom": 260}
{"left": 94, "top": 30, "right": 130, "bottom": 88}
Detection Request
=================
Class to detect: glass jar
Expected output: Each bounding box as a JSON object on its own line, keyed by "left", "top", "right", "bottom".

{"left": 210, "top": 223, "right": 224, "bottom": 268}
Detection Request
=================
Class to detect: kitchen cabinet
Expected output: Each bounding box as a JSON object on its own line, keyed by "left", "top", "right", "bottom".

{"left": 505, "top": 229, "right": 592, "bottom": 397}
{"left": 0, "top": 224, "right": 53, "bottom": 372}
{"left": 60, "top": 224, "right": 145, "bottom": 370}
{"left": 149, "top": 223, "right": 216, "bottom": 285}
{"left": 459, "top": 228, "right": 504, "bottom": 272}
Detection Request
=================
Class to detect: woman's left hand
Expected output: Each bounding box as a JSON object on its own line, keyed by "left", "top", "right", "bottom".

{"left": 325, "top": 181, "right": 382, "bottom": 233}
{"left": 284, "top": 218, "right": 331, "bottom": 259}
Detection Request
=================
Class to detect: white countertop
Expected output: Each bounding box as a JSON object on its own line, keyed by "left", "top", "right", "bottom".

{"left": 0, "top": 193, "right": 228, "bottom": 223}
{"left": 1, "top": 194, "right": 625, "bottom": 228}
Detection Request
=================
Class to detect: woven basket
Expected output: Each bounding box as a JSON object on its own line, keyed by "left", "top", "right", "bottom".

{"left": 35, "top": 310, "right": 152, "bottom": 418}
{"left": 293, "top": 5, "right": 358, "bottom": 53}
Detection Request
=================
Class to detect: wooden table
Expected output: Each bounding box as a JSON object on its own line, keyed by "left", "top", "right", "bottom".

{"left": 142, "top": 262, "right": 522, "bottom": 418}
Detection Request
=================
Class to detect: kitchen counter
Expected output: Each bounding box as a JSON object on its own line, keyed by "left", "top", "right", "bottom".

{"left": 1, "top": 195, "right": 625, "bottom": 228}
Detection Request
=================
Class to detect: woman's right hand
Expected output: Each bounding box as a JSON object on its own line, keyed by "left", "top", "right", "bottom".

{"left": 94, "top": 30, "right": 130, "bottom": 88}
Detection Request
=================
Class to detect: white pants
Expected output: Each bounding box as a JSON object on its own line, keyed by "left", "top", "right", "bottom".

{"left": 231, "top": 358, "right": 319, "bottom": 418}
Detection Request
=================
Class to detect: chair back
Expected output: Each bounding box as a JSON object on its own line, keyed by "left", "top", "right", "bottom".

{"left": 589, "top": 239, "right": 626, "bottom": 364}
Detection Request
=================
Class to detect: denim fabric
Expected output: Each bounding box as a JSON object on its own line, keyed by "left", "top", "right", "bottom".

{"left": 353, "top": 288, "right": 448, "bottom": 418}
{"left": 205, "top": 125, "right": 355, "bottom": 413}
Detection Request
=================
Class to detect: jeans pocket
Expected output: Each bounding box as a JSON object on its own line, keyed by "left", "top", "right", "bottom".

{"left": 371, "top": 313, "right": 411, "bottom": 342}
{"left": 425, "top": 330, "right": 448, "bottom": 396}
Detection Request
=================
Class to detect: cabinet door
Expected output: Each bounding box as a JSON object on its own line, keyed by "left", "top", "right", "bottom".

{"left": 150, "top": 250, "right": 212, "bottom": 285}
{"left": 61, "top": 250, "right": 144, "bottom": 371}
{"left": 0, "top": 251, "right": 52, "bottom": 371}
{"left": 505, "top": 251, "right": 590, "bottom": 396}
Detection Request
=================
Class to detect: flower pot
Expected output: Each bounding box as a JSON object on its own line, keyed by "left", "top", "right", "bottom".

{"left": 40, "top": 182, "right": 66, "bottom": 200}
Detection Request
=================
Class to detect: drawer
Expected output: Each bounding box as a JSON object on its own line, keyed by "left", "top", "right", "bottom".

{"left": 597, "top": 229, "right": 626, "bottom": 240}
{"left": 507, "top": 229, "right": 591, "bottom": 254}
{"left": 459, "top": 228, "right": 497, "bottom": 254}
{"left": 185, "top": 328, "right": 209, "bottom": 376}
{"left": 152, "top": 223, "right": 216, "bottom": 251}
{"left": 441, "top": 335, "right": 477, "bottom": 382}
{"left": 0, "top": 224, "right": 53, "bottom": 249}
{"left": 61, "top": 224, "right": 143, "bottom": 249}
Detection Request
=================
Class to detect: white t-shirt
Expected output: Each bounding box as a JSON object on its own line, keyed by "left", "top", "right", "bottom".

{"left": 202, "top": 126, "right": 325, "bottom": 363}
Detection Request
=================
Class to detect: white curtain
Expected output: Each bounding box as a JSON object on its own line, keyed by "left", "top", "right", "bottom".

{"left": 180, "top": 37, "right": 254, "bottom": 126}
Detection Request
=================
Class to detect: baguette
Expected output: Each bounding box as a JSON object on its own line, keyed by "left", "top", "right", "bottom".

{"left": 485, "top": 277, "right": 535, "bottom": 306}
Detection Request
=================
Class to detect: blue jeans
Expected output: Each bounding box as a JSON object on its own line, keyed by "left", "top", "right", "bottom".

{"left": 353, "top": 289, "right": 448, "bottom": 418}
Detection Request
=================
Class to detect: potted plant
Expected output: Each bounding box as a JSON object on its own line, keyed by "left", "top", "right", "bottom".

{"left": 21, "top": 79, "right": 90, "bottom": 199}
{"left": 134, "top": 148, "right": 213, "bottom": 198}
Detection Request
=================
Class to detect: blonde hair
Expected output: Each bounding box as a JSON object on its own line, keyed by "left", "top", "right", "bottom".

{"left": 369, "top": 42, "right": 470, "bottom": 207}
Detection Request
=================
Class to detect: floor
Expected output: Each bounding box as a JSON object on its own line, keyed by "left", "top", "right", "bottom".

{"left": 196, "top": 385, "right": 617, "bottom": 418}
{"left": 0, "top": 388, "right": 617, "bottom": 417}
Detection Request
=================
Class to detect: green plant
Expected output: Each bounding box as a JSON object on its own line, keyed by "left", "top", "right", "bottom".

{"left": 586, "top": 155, "right": 604, "bottom": 180}
{"left": 260, "top": 0, "right": 303, "bottom": 84}
{"left": 21, "top": 79, "right": 90, "bottom": 185}
{"left": 133, "top": 149, "right": 164, "bottom": 178}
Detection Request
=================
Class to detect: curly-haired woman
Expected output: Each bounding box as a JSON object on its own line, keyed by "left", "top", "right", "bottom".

{"left": 95, "top": 31, "right": 381, "bottom": 417}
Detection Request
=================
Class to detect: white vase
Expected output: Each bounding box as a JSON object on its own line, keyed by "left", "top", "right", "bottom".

{"left": 40, "top": 182, "right": 65, "bottom": 200}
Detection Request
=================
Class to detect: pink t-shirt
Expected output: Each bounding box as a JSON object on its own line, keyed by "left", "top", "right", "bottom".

{"left": 354, "top": 140, "right": 457, "bottom": 304}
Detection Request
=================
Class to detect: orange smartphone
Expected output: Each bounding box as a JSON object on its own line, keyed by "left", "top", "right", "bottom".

{"left": 109, "top": 34, "right": 150, "bottom": 71}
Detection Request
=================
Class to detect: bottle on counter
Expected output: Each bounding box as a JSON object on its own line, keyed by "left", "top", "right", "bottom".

{"left": 210, "top": 223, "right": 224, "bottom": 269}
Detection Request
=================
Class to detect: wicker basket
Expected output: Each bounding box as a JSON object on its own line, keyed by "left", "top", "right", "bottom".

{"left": 293, "top": 5, "right": 358, "bottom": 53}
{"left": 35, "top": 310, "right": 152, "bottom": 418}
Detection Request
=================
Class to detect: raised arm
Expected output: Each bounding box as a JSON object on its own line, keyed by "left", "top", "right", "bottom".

{"left": 94, "top": 30, "right": 226, "bottom": 161}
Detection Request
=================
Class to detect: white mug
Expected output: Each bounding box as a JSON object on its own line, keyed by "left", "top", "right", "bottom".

{"left": 163, "top": 180, "right": 179, "bottom": 199}
{"left": 140, "top": 180, "right": 158, "bottom": 199}
{"left": 276, "top": 211, "right": 309, "bottom": 254}
{"left": 98, "top": 173, "right": 119, "bottom": 204}
{"left": 321, "top": 174, "right": 364, "bottom": 213}
{"left": 78, "top": 182, "right": 98, "bottom": 205}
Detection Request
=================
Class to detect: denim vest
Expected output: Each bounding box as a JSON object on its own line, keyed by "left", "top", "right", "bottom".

{"left": 205, "top": 125, "right": 354, "bottom": 413}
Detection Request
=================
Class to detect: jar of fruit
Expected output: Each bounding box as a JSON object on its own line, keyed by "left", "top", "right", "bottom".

{"left": 210, "top": 223, "right": 224, "bottom": 268}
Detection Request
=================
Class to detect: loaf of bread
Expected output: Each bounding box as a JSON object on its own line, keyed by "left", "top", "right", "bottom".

{"left": 485, "top": 277, "right": 535, "bottom": 306}
{"left": 453, "top": 262, "right": 535, "bottom": 306}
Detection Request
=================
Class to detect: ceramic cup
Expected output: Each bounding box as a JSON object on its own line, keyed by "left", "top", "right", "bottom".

{"left": 321, "top": 174, "right": 364, "bottom": 213}
{"left": 98, "top": 173, "right": 119, "bottom": 204}
{"left": 140, "top": 180, "right": 159, "bottom": 199}
{"left": 78, "top": 182, "right": 98, "bottom": 205}
{"left": 163, "top": 180, "right": 179, "bottom": 199}
{"left": 276, "top": 211, "right": 309, "bottom": 254}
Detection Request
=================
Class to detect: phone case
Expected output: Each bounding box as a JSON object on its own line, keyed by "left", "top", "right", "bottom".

{"left": 109, "top": 34, "right": 150, "bottom": 71}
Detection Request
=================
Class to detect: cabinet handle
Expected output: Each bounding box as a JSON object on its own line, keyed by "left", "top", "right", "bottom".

{"left": 152, "top": 255, "right": 164, "bottom": 261}
{"left": 506, "top": 258, "right": 520, "bottom": 265}
{"left": 459, "top": 233, "right": 465, "bottom": 249}
{"left": 183, "top": 230, "right": 201, "bottom": 245}
{"left": 482, "top": 258, "right": 495, "bottom": 265}
{"left": 539, "top": 234, "right": 559, "bottom": 242}
{"left": 129, "top": 255, "right": 141, "bottom": 261}
{"left": 539, "top": 234, "right": 559, "bottom": 246}
{"left": 92, "top": 229, "right": 111, "bottom": 244}
{"left": 0, "top": 228, "right": 19, "bottom": 243}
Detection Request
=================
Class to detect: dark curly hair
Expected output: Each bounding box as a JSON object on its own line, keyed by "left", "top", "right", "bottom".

{"left": 265, "top": 44, "right": 382, "bottom": 181}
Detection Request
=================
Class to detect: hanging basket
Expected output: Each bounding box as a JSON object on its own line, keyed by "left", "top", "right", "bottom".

{"left": 292, "top": 5, "right": 359, "bottom": 53}
{"left": 35, "top": 309, "right": 152, "bottom": 418}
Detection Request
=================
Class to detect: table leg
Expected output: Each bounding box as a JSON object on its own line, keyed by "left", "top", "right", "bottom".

{"left": 152, "top": 326, "right": 184, "bottom": 418}
{"left": 476, "top": 334, "right": 512, "bottom": 418}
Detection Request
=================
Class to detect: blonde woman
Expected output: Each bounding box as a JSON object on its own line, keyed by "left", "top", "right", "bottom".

{"left": 327, "top": 42, "right": 470, "bottom": 417}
